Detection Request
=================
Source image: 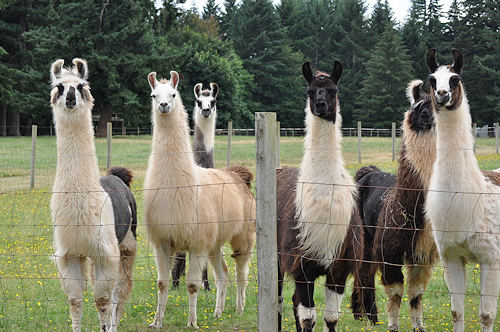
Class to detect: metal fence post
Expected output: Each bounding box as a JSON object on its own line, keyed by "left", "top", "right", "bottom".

{"left": 276, "top": 121, "right": 280, "bottom": 168}
{"left": 472, "top": 122, "right": 476, "bottom": 154}
{"left": 226, "top": 121, "right": 232, "bottom": 167}
{"left": 106, "top": 122, "right": 112, "bottom": 170}
{"left": 30, "top": 125, "right": 37, "bottom": 189}
{"left": 391, "top": 122, "right": 396, "bottom": 162}
{"left": 255, "top": 112, "right": 278, "bottom": 331}
{"left": 357, "top": 121, "right": 362, "bottom": 163}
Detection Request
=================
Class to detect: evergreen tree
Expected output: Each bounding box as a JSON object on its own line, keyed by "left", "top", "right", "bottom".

{"left": 229, "top": 0, "right": 304, "bottom": 127}
{"left": 426, "top": 0, "right": 444, "bottom": 49}
{"left": 203, "top": 0, "right": 220, "bottom": 21}
{"left": 368, "top": 0, "right": 393, "bottom": 38}
{"left": 356, "top": 25, "right": 413, "bottom": 128}
{"left": 401, "top": 0, "right": 428, "bottom": 80}
{"left": 220, "top": 0, "right": 237, "bottom": 38}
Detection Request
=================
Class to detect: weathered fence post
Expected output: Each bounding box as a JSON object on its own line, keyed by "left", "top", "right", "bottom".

{"left": 137, "top": 126, "right": 140, "bottom": 136}
{"left": 106, "top": 122, "right": 112, "bottom": 170}
{"left": 496, "top": 122, "right": 499, "bottom": 155}
{"left": 472, "top": 122, "right": 476, "bottom": 154}
{"left": 276, "top": 121, "right": 280, "bottom": 168}
{"left": 50, "top": 125, "right": 53, "bottom": 137}
{"left": 30, "top": 125, "right": 37, "bottom": 189}
{"left": 357, "top": 121, "right": 362, "bottom": 164}
{"left": 391, "top": 122, "right": 396, "bottom": 162}
{"left": 255, "top": 112, "right": 278, "bottom": 331}
{"left": 226, "top": 121, "right": 232, "bottom": 167}
{"left": 122, "top": 122, "right": 126, "bottom": 136}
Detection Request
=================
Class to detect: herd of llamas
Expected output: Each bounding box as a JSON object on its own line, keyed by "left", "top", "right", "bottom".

{"left": 46, "top": 48, "right": 498, "bottom": 332}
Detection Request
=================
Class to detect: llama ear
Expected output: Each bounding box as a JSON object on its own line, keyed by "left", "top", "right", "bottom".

{"left": 148, "top": 72, "right": 157, "bottom": 90}
{"left": 302, "top": 62, "right": 313, "bottom": 84}
{"left": 426, "top": 48, "right": 439, "bottom": 73}
{"left": 50, "top": 59, "right": 64, "bottom": 85}
{"left": 406, "top": 80, "right": 424, "bottom": 104}
{"left": 210, "top": 82, "right": 219, "bottom": 98}
{"left": 72, "top": 58, "right": 88, "bottom": 80}
{"left": 331, "top": 60, "right": 342, "bottom": 84}
{"left": 170, "top": 71, "right": 179, "bottom": 89}
{"left": 451, "top": 49, "right": 463, "bottom": 74}
{"left": 194, "top": 83, "right": 202, "bottom": 98}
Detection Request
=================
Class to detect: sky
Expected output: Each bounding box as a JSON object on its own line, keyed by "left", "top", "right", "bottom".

{"left": 180, "top": 0, "right": 452, "bottom": 24}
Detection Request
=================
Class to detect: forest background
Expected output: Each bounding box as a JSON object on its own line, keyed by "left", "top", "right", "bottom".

{"left": 0, "top": 0, "right": 498, "bottom": 136}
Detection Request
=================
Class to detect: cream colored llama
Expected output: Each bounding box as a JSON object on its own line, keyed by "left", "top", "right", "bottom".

{"left": 144, "top": 71, "right": 255, "bottom": 329}
{"left": 50, "top": 58, "right": 137, "bottom": 332}
{"left": 425, "top": 48, "right": 500, "bottom": 332}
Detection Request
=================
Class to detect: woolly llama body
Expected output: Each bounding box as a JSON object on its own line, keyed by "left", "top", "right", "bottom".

{"left": 144, "top": 71, "right": 255, "bottom": 329}
{"left": 352, "top": 80, "right": 438, "bottom": 331}
{"left": 49, "top": 58, "right": 137, "bottom": 332}
{"left": 171, "top": 82, "right": 219, "bottom": 290}
{"left": 425, "top": 49, "right": 500, "bottom": 332}
{"left": 277, "top": 62, "right": 363, "bottom": 332}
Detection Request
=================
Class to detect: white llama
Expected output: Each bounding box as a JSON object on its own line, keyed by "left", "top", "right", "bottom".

{"left": 49, "top": 58, "right": 137, "bottom": 332}
{"left": 144, "top": 71, "right": 255, "bottom": 329}
{"left": 425, "top": 48, "right": 500, "bottom": 332}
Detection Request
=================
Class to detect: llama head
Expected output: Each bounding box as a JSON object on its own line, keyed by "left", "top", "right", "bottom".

{"left": 148, "top": 71, "right": 179, "bottom": 115}
{"left": 405, "top": 80, "right": 434, "bottom": 133}
{"left": 426, "top": 48, "right": 464, "bottom": 111}
{"left": 194, "top": 82, "right": 219, "bottom": 118}
{"left": 302, "top": 61, "right": 342, "bottom": 123}
{"left": 50, "top": 58, "right": 93, "bottom": 111}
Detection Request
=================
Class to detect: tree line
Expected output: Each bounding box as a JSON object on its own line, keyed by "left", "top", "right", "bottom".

{"left": 0, "top": 0, "right": 498, "bottom": 136}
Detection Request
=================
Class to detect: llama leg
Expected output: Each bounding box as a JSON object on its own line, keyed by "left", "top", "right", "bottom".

{"left": 294, "top": 279, "right": 316, "bottom": 332}
{"left": 56, "top": 255, "right": 87, "bottom": 332}
{"left": 171, "top": 252, "right": 186, "bottom": 289}
{"left": 442, "top": 255, "right": 466, "bottom": 332}
{"left": 110, "top": 230, "right": 137, "bottom": 331}
{"left": 234, "top": 251, "right": 251, "bottom": 314}
{"left": 150, "top": 244, "right": 173, "bottom": 329}
{"left": 407, "top": 263, "right": 433, "bottom": 332}
{"left": 380, "top": 263, "right": 404, "bottom": 331}
{"left": 202, "top": 266, "right": 210, "bottom": 291}
{"left": 479, "top": 262, "right": 500, "bottom": 332}
{"left": 186, "top": 249, "right": 208, "bottom": 328}
{"left": 323, "top": 266, "right": 349, "bottom": 331}
{"left": 92, "top": 253, "right": 119, "bottom": 332}
{"left": 208, "top": 249, "right": 228, "bottom": 318}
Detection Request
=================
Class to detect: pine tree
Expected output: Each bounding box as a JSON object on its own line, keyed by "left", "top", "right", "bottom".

{"left": 356, "top": 25, "right": 413, "bottom": 128}
{"left": 203, "top": 0, "right": 220, "bottom": 21}
{"left": 426, "top": 0, "right": 444, "bottom": 49}
{"left": 401, "top": 0, "right": 429, "bottom": 80}
{"left": 369, "top": 0, "right": 393, "bottom": 38}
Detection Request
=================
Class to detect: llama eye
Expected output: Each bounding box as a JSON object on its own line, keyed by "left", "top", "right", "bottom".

{"left": 428, "top": 77, "right": 436, "bottom": 89}
{"left": 57, "top": 84, "right": 64, "bottom": 96}
{"left": 151, "top": 94, "right": 156, "bottom": 99}
{"left": 172, "top": 93, "right": 176, "bottom": 98}
{"left": 450, "top": 76, "right": 460, "bottom": 89}
{"left": 210, "top": 100, "right": 216, "bottom": 108}
{"left": 197, "top": 100, "right": 202, "bottom": 107}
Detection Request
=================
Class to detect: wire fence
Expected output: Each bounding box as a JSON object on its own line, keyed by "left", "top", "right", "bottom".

{"left": 0, "top": 117, "right": 499, "bottom": 330}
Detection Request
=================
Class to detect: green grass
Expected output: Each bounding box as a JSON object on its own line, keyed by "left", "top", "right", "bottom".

{"left": 0, "top": 135, "right": 499, "bottom": 331}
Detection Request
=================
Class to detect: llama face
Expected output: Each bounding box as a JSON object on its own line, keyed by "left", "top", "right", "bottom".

{"left": 194, "top": 83, "right": 219, "bottom": 118}
{"left": 302, "top": 61, "right": 342, "bottom": 122}
{"left": 406, "top": 80, "right": 434, "bottom": 133}
{"left": 426, "top": 48, "right": 464, "bottom": 111}
{"left": 50, "top": 58, "right": 92, "bottom": 111}
{"left": 148, "top": 71, "right": 179, "bottom": 115}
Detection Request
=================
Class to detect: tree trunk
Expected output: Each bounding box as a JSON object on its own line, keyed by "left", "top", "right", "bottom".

{"left": 0, "top": 104, "right": 6, "bottom": 136}
{"left": 7, "top": 109, "right": 21, "bottom": 136}
{"left": 96, "top": 106, "right": 112, "bottom": 138}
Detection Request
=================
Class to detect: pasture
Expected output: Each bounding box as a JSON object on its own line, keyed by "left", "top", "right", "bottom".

{"left": 1, "top": 134, "right": 499, "bottom": 330}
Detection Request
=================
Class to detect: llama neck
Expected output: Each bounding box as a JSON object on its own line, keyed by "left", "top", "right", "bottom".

{"left": 53, "top": 109, "right": 101, "bottom": 191}
{"left": 148, "top": 97, "right": 196, "bottom": 188}
{"left": 401, "top": 128, "right": 436, "bottom": 190}
{"left": 193, "top": 107, "right": 216, "bottom": 168}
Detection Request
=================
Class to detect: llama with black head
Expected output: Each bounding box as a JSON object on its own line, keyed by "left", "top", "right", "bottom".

{"left": 277, "top": 61, "right": 363, "bottom": 331}
{"left": 171, "top": 82, "right": 219, "bottom": 291}
{"left": 425, "top": 48, "right": 500, "bottom": 332}
{"left": 49, "top": 58, "right": 137, "bottom": 332}
{"left": 352, "top": 80, "right": 438, "bottom": 331}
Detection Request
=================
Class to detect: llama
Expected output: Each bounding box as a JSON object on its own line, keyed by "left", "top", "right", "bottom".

{"left": 171, "top": 82, "right": 219, "bottom": 290}
{"left": 144, "top": 71, "right": 255, "bottom": 329}
{"left": 277, "top": 61, "right": 363, "bottom": 331}
{"left": 352, "top": 80, "right": 439, "bottom": 331}
{"left": 425, "top": 48, "right": 500, "bottom": 332}
{"left": 49, "top": 58, "right": 137, "bottom": 332}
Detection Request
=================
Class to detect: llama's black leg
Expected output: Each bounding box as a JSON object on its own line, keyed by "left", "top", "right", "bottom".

{"left": 380, "top": 263, "right": 404, "bottom": 332}
{"left": 323, "top": 265, "right": 350, "bottom": 332}
{"left": 171, "top": 252, "right": 186, "bottom": 289}
{"left": 201, "top": 267, "right": 210, "bottom": 291}
{"left": 293, "top": 279, "right": 316, "bottom": 332}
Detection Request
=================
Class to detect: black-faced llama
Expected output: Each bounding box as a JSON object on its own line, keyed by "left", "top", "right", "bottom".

{"left": 171, "top": 82, "right": 219, "bottom": 291}
{"left": 277, "top": 61, "right": 363, "bottom": 332}
{"left": 144, "top": 71, "right": 255, "bottom": 328}
{"left": 425, "top": 48, "right": 500, "bottom": 332}
{"left": 49, "top": 58, "right": 137, "bottom": 332}
{"left": 352, "top": 80, "right": 438, "bottom": 331}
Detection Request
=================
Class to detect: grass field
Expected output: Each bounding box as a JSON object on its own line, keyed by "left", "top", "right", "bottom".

{"left": 1, "top": 134, "right": 499, "bottom": 331}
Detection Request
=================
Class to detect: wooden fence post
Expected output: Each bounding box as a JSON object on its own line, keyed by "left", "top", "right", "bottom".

{"left": 106, "top": 122, "right": 112, "bottom": 170}
{"left": 391, "top": 122, "right": 396, "bottom": 162}
{"left": 226, "top": 121, "right": 232, "bottom": 167}
{"left": 472, "top": 122, "right": 476, "bottom": 154}
{"left": 276, "top": 121, "right": 280, "bottom": 168}
{"left": 357, "top": 121, "right": 362, "bottom": 164}
{"left": 496, "top": 122, "right": 499, "bottom": 155}
{"left": 30, "top": 125, "right": 37, "bottom": 189}
{"left": 255, "top": 112, "right": 278, "bottom": 331}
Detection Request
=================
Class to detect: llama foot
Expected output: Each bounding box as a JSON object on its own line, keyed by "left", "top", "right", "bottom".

{"left": 214, "top": 307, "right": 223, "bottom": 318}
{"left": 202, "top": 280, "right": 210, "bottom": 291}
{"left": 236, "top": 306, "right": 244, "bottom": 315}
{"left": 148, "top": 316, "right": 163, "bottom": 329}
{"left": 187, "top": 316, "right": 199, "bottom": 329}
{"left": 413, "top": 328, "right": 425, "bottom": 332}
